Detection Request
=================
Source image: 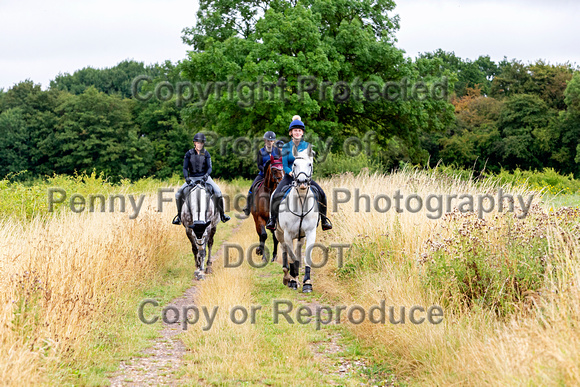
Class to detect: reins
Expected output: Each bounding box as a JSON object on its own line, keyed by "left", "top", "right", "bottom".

{"left": 286, "top": 156, "right": 315, "bottom": 240}
{"left": 287, "top": 183, "right": 316, "bottom": 241}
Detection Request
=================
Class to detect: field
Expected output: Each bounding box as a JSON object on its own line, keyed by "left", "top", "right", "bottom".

{"left": 1, "top": 169, "right": 579, "bottom": 386}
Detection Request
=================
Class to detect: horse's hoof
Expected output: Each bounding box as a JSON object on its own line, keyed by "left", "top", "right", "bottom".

{"left": 302, "top": 283, "right": 312, "bottom": 293}
{"left": 205, "top": 266, "right": 213, "bottom": 274}
{"left": 271, "top": 254, "right": 277, "bottom": 263}
{"left": 195, "top": 271, "right": 205, "bottom": 281}
{"left": 282, "top": 267, "right": 290, "bottom": 285}
{"left": 288, "top": 280, "right": 298, "bottom": 290}
{"left": 256, "top": 247, "right": 263, "bottom": 256}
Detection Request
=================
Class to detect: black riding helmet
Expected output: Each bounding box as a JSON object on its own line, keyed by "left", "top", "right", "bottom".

{"left": 263, "top": 131, "right": 276, "bottom": 141}
{"left": 193, "top": 133, "right": 206, "bottom": 143}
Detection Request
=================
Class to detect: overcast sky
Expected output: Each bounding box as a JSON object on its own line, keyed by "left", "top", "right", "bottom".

{"left": 1, "top": 0, "right": 579, "bottom": 90}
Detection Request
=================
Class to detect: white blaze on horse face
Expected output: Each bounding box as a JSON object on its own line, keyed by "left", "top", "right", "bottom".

{"left": 193, "top": 187, "right": 208, "bottom": 223}
{"left": 187, "top": 184, "right": 213, "bottom": 245}
{"left": 292, "top": 150, "right": 313, "bottom": 189}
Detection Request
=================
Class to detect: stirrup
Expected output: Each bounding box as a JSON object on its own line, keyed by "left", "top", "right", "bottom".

{"left": 321, "top": 216, "right": 332, "bottom": 231}
{"left": 266, "top": 217, "right": 277, "bottom": 230}
{"left": 172, "top": 215, "right": 181, "bottom": 225}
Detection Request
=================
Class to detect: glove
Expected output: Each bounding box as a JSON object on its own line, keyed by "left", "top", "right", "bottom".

{"left": 186, "top": 177, "right": 192, "bottom": 184}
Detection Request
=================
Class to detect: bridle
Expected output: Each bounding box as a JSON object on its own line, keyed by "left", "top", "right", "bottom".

{"left": 265, "top": 158, "right": 284, "bottom": 191}
{"left": 270, "top": 163, "right": 284, "bottom": 184}
{"left": 288, "top": 156, "right": 315, "bottom": 240}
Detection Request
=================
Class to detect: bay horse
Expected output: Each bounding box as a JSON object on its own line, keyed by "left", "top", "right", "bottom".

{"left": 251, "top": 156, "right": 284, "bottom": 262}
{"left": 181, "top": 180, "right": 219, "bottom": 280}
{"left": 274, "top": 145, "right": 318, "bottom": 292}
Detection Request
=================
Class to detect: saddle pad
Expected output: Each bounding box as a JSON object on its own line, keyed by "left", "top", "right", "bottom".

{"left": 185, "top": 182, "right": 214, "bottom": 200}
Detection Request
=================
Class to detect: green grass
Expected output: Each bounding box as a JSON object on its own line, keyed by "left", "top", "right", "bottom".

{"left": 178, "top": 230, "right": 385, "bottom": 386}
{"left": 542, "top": 193, "right": 580, "bottom": 208}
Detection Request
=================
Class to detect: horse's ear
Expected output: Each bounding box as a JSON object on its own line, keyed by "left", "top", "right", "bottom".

{"left": 307, "top": 144, "right": 313, "bottom": 158}
{"left": 292, "top": 144, "right": 298, "bottom": 158}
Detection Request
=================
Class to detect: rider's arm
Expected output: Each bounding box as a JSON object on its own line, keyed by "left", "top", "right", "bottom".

{"left": 183, "top": 151, "right": 190, "bottom": 179}
{"left": 257, "top": 149, "right": 264, "bottom": 174}
{"left": 204, "top": 150, "right": 213, "bottom": 177}
{"left": 282, "top": 144, "right": 292, "bottom": 175}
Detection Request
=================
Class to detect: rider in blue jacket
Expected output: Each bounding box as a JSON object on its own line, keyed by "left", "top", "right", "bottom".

{"left": 242, "top": 131, "right": 281, "bottom": 215}
{"left": 266, "top": 117, "right": 332, "bottom": 231}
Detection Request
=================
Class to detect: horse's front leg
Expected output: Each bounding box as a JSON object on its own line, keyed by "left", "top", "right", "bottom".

{"left": 205, "top": 227, "right": 216, "bottom": 274}
{"left": 187, "top": 230, "right": 201, "bottom": 280}
{"left": 258, "top": 225, "right": 268, "bottom": 261}
{"left": 302, "top": 229, "right": 317, "bottom": 293}
{"left": 284, "top": 230, "right": 299, "bottom": 290}
{"left": 196, "top": 243, "right": 206, "bottom": 280}
{"left": 271, "top": 232, "right": 279, "bottom": 262}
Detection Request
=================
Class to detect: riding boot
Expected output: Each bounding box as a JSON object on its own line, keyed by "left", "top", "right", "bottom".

{"left": 173, "top": 194, "right": 184, "bottom": 225}
{"left": 242, "top": 191, "right": 252, "bottom": 216}
{"left": 318, "top": 191, "right": 333, "bottom": 231}
{"left": 217, "top": 195, "right": 230, "bottom": 223}
{"left": 266, "top": 193, "right": 282, "bottom": 230}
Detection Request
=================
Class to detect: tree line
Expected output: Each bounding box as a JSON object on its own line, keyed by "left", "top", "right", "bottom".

{"left": 1, "top": 0, "right": 579, "bottom": 181}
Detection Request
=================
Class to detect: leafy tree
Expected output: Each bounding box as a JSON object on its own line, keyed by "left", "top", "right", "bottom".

{"left": 525, "top": 61, "right": 574, "bottom": 110}
{"left": 53, "top": 87, "right": 154, "bottom": 180}
{"left": 183, "top": 0, "right": 401, "bottom": 52}
{"left": 424, "top": 88, "right": 502, "bottom": 171}
{"left": 132, "top": 61, "right": 194, "bottom": 179}
{"left": 553, "top": 72, "right": 580, "bottom": 176}
{"left": 419, "top": 50, "right": 498, "bottom": 97}
{"left": 0, "top": 88, "right": 5, "bottom": 112}
{"left": 180, "top": 0, "right": 455, "bottom": 176}
{"left": 1, "top": 81, "right": 64, "bottom": 176}
{"left": 50, "top": 60, "right": 162, "bottom": 98}
{"left": 490, "top": 59, "right": 531, "bottom": 99}
{"left": 491, "top": 59, "right": 573, "bottom": 110}
{"left": 0, "top": 108, "right": 30, "bottom": 177}
{"left": 496, "top": 94, "right": 556, "bottom": 170}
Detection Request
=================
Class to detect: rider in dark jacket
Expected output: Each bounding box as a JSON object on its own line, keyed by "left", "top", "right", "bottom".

{"left": 265, "top": 116, "right": 332, "bottom": 231}
{"left": 242, "top": 131, "right": 282, "bottom": 216}
{"left": 173, "top": 133, "right": 231, "bottom": 224}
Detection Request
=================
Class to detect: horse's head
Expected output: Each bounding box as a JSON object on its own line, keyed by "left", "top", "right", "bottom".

{"left": 292, "top": 144, "right": 313, "bottom": 191}
{"left": 185, "top": 181, "right": 214, "bottom": 245}
{"left": 269, "top": 156, "right": 284, "bottom": 186}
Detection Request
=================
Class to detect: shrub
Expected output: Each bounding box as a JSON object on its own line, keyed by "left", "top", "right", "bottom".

{"left": 493, "top": 167, "right": 580, "bottom": 195}
{"left": 315, "top": 152, "right": 383, "bottom": 178}
{"left": 419, "top": 206, "right": 580, "bottom": 316}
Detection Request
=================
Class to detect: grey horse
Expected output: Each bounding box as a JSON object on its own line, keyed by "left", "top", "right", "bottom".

{"left": 181, "top": 180, "right": 219, "bottom": 280}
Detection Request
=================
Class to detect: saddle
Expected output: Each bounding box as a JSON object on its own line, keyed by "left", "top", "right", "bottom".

{"left": 184, "top": 180, "right": 214, "bottom": 202}
{"left": 252, "top": 178, "right": 265, "bottom": 192}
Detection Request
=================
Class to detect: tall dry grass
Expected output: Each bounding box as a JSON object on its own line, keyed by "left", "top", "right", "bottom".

{"left": 0, "top": 177, "right": 238, "bottom": 385}
{"left": 315, "top": 169, "right": 580, "bottom": 385}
